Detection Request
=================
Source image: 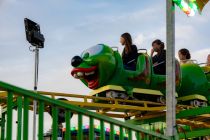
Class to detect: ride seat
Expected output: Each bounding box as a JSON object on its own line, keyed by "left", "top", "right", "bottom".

{"left": 129, "top": 53, "right": 151, "bottom": 84}
{"left": 152, "top": 60, "right": 181, "bottom": 87}
{"left": 175, "top": 60, "right": 181, "bottom": 87}
{"left": 114, "top": 51, "right": 151, "bottom": 84}
{"left": 136, "top": 53, "right": 150, "bottom": 74}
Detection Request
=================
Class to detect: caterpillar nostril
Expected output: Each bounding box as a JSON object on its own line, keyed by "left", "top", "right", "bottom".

{"left": 71, "top": 56, "right": 83, "bottom": 67}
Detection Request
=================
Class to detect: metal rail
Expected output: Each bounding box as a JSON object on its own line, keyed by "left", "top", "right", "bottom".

{"left": 0, "top": 81, "right": 170, "bottom": 140}
{"left": 1, "top": 81, "right": 210, "bottom": 139}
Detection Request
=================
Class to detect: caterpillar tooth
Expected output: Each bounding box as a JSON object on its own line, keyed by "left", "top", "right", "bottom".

{"left": 73, "top": 73, "right": 78, "bottom": 78}
{"left": 77, "top": 72, "right": 84, "bottom": 77}
{"left": 85, "top": 71, "right": 95, "bottom": 76}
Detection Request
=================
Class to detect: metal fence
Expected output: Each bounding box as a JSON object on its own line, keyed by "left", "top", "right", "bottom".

{"left": 0, "top": 81, "right": 171, "bottom": 140}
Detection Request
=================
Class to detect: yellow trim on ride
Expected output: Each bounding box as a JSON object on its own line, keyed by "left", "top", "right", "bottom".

{"left": 89, "top": 85, "right": 125, "bottom": 96}
{"left": 0, "top": 91, "right": 7, "bottom": 97}
{"left": 132, "top": 88, "right": 163, "bottom": 96}
{"left": 133, "top": 89, "right": 178, "bottom": 97}
{"left": 64, "top": 100, "right": 166, "bottom": 112}
{"left": 202, "top": 66, "right": 210, "bottom": 73}
{"left": 89, "top": 85, "right": 179, "bottom": 97}
{"left": 177, "top": 94, "right": 207, "bottom": 101}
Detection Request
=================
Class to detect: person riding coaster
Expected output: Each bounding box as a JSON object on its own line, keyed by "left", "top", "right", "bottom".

{"left": 71, "top": 44, "right": 210, "bottom": 106}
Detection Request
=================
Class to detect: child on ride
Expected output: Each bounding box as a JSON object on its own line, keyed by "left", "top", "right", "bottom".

{"left": 178, "top": 48, "right": 194, "bottom": 64}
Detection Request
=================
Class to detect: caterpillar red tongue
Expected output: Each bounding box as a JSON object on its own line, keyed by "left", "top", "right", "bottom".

{"left": 87, "top": 79, "right": 99, "bottom": 89}
{"left": 71, "top": 66, "right": 99, "bottom": 89}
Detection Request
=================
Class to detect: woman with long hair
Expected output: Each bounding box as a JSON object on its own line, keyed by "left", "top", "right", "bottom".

{"left": 120, "top": 32, "right": 138, "bottom": 71}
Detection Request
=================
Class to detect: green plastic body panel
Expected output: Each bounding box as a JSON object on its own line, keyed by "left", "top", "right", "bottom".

{"left": 71, "top": 44, "right": 210, "bottom": 101}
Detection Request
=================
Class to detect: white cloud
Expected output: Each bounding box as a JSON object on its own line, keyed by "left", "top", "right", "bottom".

{"left": 134, "top": 33, "right": 144, "bottom": 47}
{"left": 133, "top": 27, "right": 166, "bottom": 55}
{"left": 192, "top": 48, "right": 210, "bottom": 63}
{"left": 176, "top": 25, "right": 195, "bottom": 40}
{"left": 86, "top": 1, "right": 110, "bottom": 9}
{"left": 38, "top": 66, "right": 91, "bottom": 94}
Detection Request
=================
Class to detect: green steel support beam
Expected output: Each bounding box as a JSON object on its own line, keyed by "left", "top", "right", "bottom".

{"left": 38, "top": 101, "right": 44, "bottom": 140}
{"left": 179, "top": 128, "right": 210, "bottom": 139}
{"left": 136, "top": 131, "right": 140, "bottom": 140}
{"left": 128, "top": 129, "right": 132, "bottom": 140}
{"left": 177, "top": 106, "right": 210, "bottom": 118}
{"left": 6, "top": 91, "right": 13, "bottom": 140}
{"left": 17, "top": 96, "right": 23, "bottom": 140}
{"left": 127, "top": 106, "right": 210, "bottom": 125}
{"left": 0, "top": 113, "right": 5, "bottom": 140}
{"left": 89, "top": 117, "right": 94, "bottom": 140}
{"left": 110, "top": 123, "right": 114, "bottom": 140}
{"left": 100, "top": 120, "right": 105, "bottom": 140}
{"left": 65, "top": 110, "right": 71, "bottom": 140}
{"left": 145, "top": 134, "right": 149, "bottom": 140}
{"left": 23, "top": 96, "right": 29, "bottom": 140}
{"left": 78, "top": 113, "right": 83, "bottom": 140}
{"left": 119, "top": 126, "right": 124, "bottom": 140}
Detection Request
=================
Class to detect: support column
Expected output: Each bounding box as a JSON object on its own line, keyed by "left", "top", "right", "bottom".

{"left": 166, "top": 0, "right": 177, "bottom": 137}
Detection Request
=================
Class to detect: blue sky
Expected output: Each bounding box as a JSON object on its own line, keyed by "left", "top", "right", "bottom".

{"left": 0, "top": 0, "right": 210, "bottom": 93}
{"left": 0, "top": 0, "right": 210, "bottom": 137}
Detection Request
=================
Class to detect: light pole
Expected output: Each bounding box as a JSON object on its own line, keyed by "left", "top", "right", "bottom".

{"left": 30, "top": 45, "right": 39, "bottom": 140}
{"left": 24, "top": 18, "right": 45, "bottom": 140}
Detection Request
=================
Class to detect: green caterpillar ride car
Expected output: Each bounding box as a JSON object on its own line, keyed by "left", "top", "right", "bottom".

{"left": 71, "top": 44, "right": 210, "bottom": 106}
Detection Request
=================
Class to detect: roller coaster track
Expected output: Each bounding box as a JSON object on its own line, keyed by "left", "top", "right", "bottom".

{"left": 0, "top": 90, "right": 165, "bottom": 116}
{"left": 3, "top": 84, "right": 209, "bottom": 140}
{"left": 1, "top": 90, "right": 210, "bottom": 132}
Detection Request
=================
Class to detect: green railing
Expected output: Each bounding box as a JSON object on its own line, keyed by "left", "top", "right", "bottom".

{"left": 0, "top": 81, "right": 171, "bottom": 140}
